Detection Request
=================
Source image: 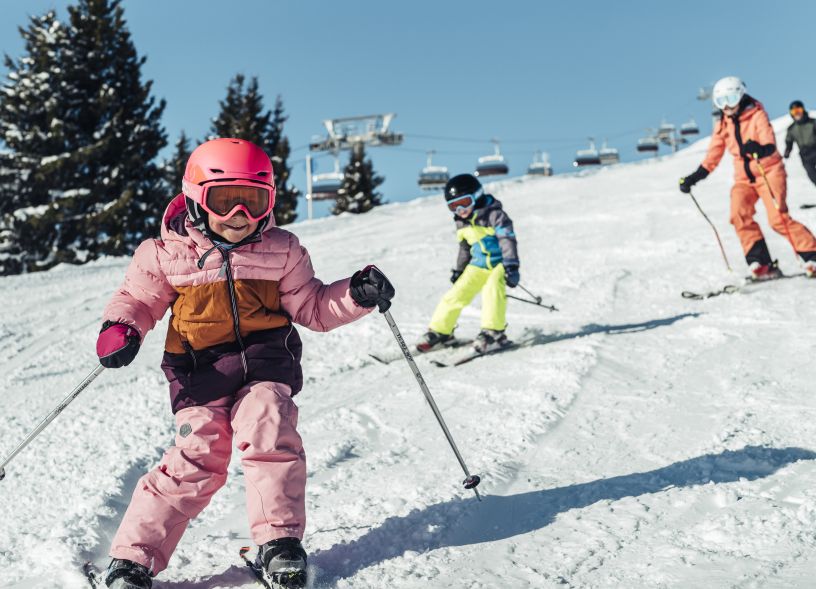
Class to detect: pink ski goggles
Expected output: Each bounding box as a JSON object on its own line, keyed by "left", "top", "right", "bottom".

{"left": 183, "top": 179, "right": 276, "bottom": 222}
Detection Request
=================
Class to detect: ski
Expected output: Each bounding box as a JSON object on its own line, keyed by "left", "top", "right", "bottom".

{"left": 83, "top": 562, "right": 103, "bottom": 589}
{"left": 431, "top": 342, "right": 520, "bottom": 367}
{"left": 369, "top": 338, "right": 472, "bottom": 365}
{"left": 682, "top": 272, "right": 808, "bottom": 300}
{"left": 801, "top": 203, "right": 816, "bottom": 209}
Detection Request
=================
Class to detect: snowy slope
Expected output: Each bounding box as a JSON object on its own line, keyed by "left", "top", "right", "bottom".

{"left": 2, "top": 117, "right": 816, "bottom": 589}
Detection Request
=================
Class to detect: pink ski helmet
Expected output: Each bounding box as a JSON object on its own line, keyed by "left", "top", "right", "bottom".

{"left": 182, "top": 138, "right": 276, "bottom": 226}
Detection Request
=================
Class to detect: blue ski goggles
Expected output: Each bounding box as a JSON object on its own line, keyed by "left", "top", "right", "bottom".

{"left": 713, "top": 92, "right": 742, "bottom": 110}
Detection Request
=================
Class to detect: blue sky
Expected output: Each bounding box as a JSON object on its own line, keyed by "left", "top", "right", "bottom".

{"left": 1, "top": 0, "right": 811, "bottom": 219}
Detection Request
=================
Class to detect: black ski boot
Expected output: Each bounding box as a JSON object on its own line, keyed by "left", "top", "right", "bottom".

{"left": 416, "top": 330, "right": 454, "bottom": 353}
{"left": 473, "top": 329, "right": 510, "bottom": 353}
{"left": 105, "top": 559, "right": 152, "bottom": 589}
{"left": 258, "top": 537, "right": 307, "bottom": 588}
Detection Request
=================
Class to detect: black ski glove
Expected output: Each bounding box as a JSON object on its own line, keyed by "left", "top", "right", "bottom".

{"left": 96, "top": 321, "right": 141, "bottom": 368}
{"left": 783, "top": 146, "right": 792, "bottom": 159}
{"left": 679, "top": 166, "right": 709, "bottom": 194}
{"left": 350, "top": 265, "right": 396, "bottom": 312}
{"left": 450, "top": 269, "right": 463, "bottom": 284}
{"left": 741, "top": 140, "right": 775, "bottom": 159}
{"left": 504, "top": 264, "right": 520, "bottom": 288}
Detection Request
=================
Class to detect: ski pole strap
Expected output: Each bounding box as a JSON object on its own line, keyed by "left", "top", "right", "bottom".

{"left": 380, "top": 309, "right": 482, "bottom": 501}
{"left": 0, "top": 363, "right": 105, "bottom": 481}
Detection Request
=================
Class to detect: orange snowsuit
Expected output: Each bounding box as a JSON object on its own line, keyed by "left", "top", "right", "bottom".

{"left": 701, "top": 100, "right": 816, "bottom": 259}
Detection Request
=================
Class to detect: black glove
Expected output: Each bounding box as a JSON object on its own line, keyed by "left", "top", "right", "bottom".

{"left": 350, "top": 265, "right": 395, "bottom": 312}
{"left": 96, "top": 321, "right": 141, "bottom": 368}
{"left": 679, "top": 166, "right": 709, "bottom": 194}
{"left": 741, "top": 140, "right": 775, "bottom": 159}
{"left": 450, "top": 269, "right": 463, "bottom": 284}
{"left": 784, "top": 146, "right": 792, "bottom": 159}
{"left": 504, "top": 264, "right": 520, "bottom": 288}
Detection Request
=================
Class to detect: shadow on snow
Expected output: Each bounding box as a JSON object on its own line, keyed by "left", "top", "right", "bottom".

{"left": 310, "top": 445, "right": 814, "bottom": 582}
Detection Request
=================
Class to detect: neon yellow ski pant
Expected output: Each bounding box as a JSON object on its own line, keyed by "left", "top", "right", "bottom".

{"left": 429, "top": 264, "right": 507, "bottom": 335}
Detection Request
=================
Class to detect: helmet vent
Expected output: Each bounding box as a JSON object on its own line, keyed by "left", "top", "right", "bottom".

{"left": 209, "top": 168, "right": 224, "bottom": 174}
{"left": 256, "top": 171, "right": 269, "bottom": 177}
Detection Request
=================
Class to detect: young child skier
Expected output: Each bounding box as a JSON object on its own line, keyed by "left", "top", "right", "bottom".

{"left": 416, "top": 173, "right": 520, "bottom": 354}
{"left": 94, "top": 138, "right": 395, "bottom": 589}
{"left": 679, "top": 76, "right": 816, "bottom": 279}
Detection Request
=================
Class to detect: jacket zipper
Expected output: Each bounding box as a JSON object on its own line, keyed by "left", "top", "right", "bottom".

{"left": 181, "top": 340, "right": 198, "bottom": 370}
{"left": 284, "top": 323, "right": 295, "bottom": 364}
{"left": 219, "top": 248, "right": 249, "bottom": 381}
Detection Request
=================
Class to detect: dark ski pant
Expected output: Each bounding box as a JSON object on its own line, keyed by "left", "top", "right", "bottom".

{"left": 802, "top": 154, "right": 816, "bottom": 187}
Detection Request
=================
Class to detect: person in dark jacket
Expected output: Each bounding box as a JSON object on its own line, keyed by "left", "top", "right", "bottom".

{"left": 784, "top": 100, "right": 816, "bottom": 187}
{"left": 416, "top": 174, "right": 520, "bottom": 354}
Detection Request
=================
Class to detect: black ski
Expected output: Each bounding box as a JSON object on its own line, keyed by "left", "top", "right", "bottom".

{"left": 83, "top": 562, "right": 103, "bottom": 588}
{"left": 801, "top": 203, "right": 816, "bottom": 209}
{"left": 682, "top": 272, "right": 808, "bottom": 300}
{"left": 369, "top": 338, "right": 472, "bottom": 365}
{"left": 431, "top": 342, "right": 520, "bottom": 367}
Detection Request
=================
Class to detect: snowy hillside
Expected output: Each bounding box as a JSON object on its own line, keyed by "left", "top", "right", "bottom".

{"left": 3, "top": 117, "right": 816, "bottom": 589}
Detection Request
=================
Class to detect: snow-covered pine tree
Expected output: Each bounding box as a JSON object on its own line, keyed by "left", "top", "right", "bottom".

{"left": 163, "top": 130, "right": 191, "bottom": 196}
{"left": 0, "top": 0, "right": 166, "bottom": 275}
{"left": 210, "top": 75, "right": 299, "bottom": 225}
{"left": 332, "top": 143, "right": 384, "bottom": 215}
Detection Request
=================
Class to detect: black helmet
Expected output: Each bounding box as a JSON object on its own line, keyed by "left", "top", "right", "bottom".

{"left": 445, "top": 174, "right": 483, "bottom": 203}
{"left": 790, "top": 100, "right": 805, "bottom": 110}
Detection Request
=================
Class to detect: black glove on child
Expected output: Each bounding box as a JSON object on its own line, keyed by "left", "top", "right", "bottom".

{"left": 679, "top": 166, "right": 709, "bottom": 194}
{"left": 350, "top": 265, "right": 396, "bottom": 312}
{"left": 450, "top": 269, "right": 463, "bottom": 284}
{"left": 741, "top": 140, "right": 775, "bottom": 159}
{"left": 504, "top": 264, "right": 520, "bottom": 288}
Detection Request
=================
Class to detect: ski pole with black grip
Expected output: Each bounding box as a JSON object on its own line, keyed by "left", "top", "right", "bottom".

{"left": 686, "top": 187, "right": 732, "bottom": 272}
{"left": 377, "top": 299, "right": 482, "bottom": 500}
{"left": 0, "top": 364, "right": 105, "bottom": 481}
{"left": 752, "top": 152, "right": 796, "bottom": 251}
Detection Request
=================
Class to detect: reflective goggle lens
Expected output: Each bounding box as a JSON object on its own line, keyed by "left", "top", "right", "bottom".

{"left": 447, "top": 194, "right": 475, "bottom": 211}
{"left": 791, "top": 107, "right": 805, "bottom": 116}
{"left": 714, "top": 92, "right": 741, "bottom": 110}
{"left": 205, "top": 185, "right": 270, "bottom": 218}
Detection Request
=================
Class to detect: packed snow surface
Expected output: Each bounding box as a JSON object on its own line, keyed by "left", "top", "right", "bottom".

{"left": 2, "top": 117, "right": 816, "bottom": 588}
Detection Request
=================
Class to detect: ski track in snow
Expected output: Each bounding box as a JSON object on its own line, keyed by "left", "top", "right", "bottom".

{"left": 2, "top": 118, "right": 816, "bottom": 588}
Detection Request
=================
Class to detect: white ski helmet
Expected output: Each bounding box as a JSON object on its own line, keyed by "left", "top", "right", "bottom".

{"left": 712, "top": 76, "right": 746, "bottom": 110}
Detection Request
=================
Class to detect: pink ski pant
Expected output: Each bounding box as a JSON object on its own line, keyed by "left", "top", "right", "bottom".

{"left": 109, "top": 381, "right": 306, "bottom": 574}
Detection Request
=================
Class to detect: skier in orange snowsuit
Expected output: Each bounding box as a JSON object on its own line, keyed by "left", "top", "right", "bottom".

{"left": 680, "top": 76, "right": 816, "bottom": 279}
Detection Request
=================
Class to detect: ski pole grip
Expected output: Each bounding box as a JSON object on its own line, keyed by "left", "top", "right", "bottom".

{"left": 377, "top": 298, "right": 392, "bottom": 313}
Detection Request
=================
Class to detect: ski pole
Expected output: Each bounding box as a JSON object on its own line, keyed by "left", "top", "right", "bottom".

{"left": 688, "top": 188, "right": 732, "bottom": 272}
{"left": 379, "top": 303, "right": 482, "bottom": 501}
{"left": 0, "top": 364, "right": 105, "bottom": 481}
{"left": 517, "top": 283, "right": 542, "bottom": 303}
{"left": 752, "top": 153, "right": 797, "bottom": 251}
{"left": 507, "top": 293, "right": 559, "bottom": 312}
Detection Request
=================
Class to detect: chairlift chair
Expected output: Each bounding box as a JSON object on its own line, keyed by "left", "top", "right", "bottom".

{"left": 418, "top": 151, "right": 450, "bottom": 190}
{"left": 637, "top": 135, "right": 659, "bottom": 153}
{"left": 573, "top": 138, "right": 601, "bottom": 167}
{"left": 527, "top": 150, "right": 553, "bottom": 176}
{"left": 599, "top": 139, "right": 620, "bottom": 165}
{"left": 680, "top": 118, "right": 699, "bottom": 136}
{"left": 657, "top": 120, "right": 676, "bottom": 145}
{"left": 311, "top": 156, "right": 343, "bottom": 200}
{"left": 475, "top": 139, "right": 509, "bottom": 177}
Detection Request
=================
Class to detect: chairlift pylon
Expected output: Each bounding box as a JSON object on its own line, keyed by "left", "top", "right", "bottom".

{"left": 475, "top": 139, "right": 509, "bottom": 177}
{"left": 573, "top": 137, "right": 601, "bottom": 167}
{"left": 418, "top": 150, "right": 450, "bottom": 190}
{"left": 527, "top": 150, "right": 553, "bottom": 176}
